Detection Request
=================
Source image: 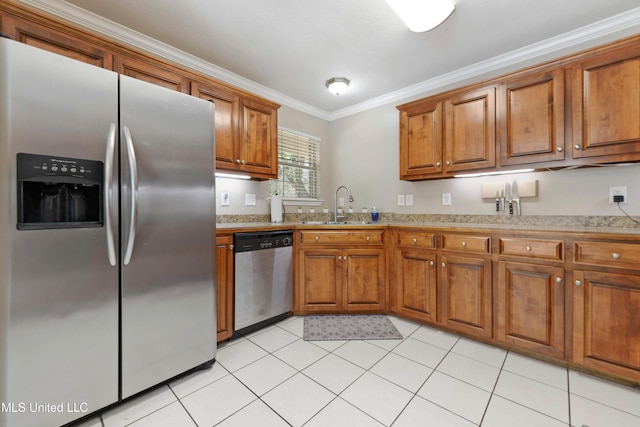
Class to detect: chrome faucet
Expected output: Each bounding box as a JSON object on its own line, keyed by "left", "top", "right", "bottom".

{"left": 334, "top": 185, "right": 354, "bottom": 222}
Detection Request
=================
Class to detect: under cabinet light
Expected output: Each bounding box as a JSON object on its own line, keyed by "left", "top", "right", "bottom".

{"left": 454, "top": 169, "right": 534, "bottom": 178}
{"left": 215, "top": 172, "right": 251, "bottom": 180}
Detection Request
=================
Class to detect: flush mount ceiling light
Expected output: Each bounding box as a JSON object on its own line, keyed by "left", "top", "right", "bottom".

{"left": 325, "top": 77, "right": 350, "bottom": 95}
{"left": 386, "top": 0, "right": 456, "bottom": 32}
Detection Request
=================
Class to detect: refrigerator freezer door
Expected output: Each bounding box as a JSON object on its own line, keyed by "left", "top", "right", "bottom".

{"left": 119, "top": 76, "right": 216, "bottom": 398}
{"left": 0, "top": 39, "right": 119, "bottom": 427}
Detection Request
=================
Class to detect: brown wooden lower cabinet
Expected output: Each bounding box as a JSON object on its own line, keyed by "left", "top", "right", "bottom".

{"left": 573, "top": 269, "right": 640, "bottom": 382}
{"left": 439, "top": 254, "right": 493, "bottom": 339}
{"left": 395, "top": 249, "right": 438, "bottom": 323}
{"left": 496, "top": 261, "right": 565, "bottom": 358}
{"left": 215, "top": 235, "right": 234, "bottom": 342}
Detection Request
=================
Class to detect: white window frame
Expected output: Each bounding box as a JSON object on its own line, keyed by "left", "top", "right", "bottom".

{"left": 269, "top": 127, "right": 323, "bottom": 206}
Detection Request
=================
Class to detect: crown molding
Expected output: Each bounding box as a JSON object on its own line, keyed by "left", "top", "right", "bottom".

{"left": 328, "top": 6, "right": 640, "bottom": 121}
{"left": 18, "top": 1, "right": 640, "bottom": 122}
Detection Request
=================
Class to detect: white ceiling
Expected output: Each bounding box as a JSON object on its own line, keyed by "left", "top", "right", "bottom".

{"left": 27, "top": 0, "right": 640, "bottom": 119}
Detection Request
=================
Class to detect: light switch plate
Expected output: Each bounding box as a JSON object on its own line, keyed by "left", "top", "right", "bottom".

{"left": 221, "top": 192, "right": 230, "bottom": 206}
{"left": 442, "top": 193, "right": 452, "bottom": 206}
{"left": 405, "top": 194, "right": 414, "bottom": 206}
{"left": 245, "top": 193, "right": 256, "bottom": 206}
{"left": 397, "top": 194, "right": 405, "bottom": 206}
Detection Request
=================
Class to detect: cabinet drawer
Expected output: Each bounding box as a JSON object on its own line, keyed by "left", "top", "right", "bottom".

{"left": 499, "top": 238, "right": 564, "bottom": 261}
{"left": 397, "top": 230, "right": 437, "bottom": 249}
{"left": 300, "top": 230, "right": 384, "bottom": 245}
{"left": 575, "top": 241, "right": 640, "bottom": 270}
{"left": 442, "top": 234, "right": 490, "bottom": 254}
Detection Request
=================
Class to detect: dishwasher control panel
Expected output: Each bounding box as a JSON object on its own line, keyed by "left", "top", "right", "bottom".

{"left": 234, "top": 230, "right": 293, "bottom": 253}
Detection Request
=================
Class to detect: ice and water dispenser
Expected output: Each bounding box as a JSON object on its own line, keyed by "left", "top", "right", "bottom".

{"left": 17, "top": 153, "right": 103, "bottom": 230}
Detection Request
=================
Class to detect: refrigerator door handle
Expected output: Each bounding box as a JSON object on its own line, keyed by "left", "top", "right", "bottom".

{"left": 104, "top": 123, "right": 117, "bottom": 267}
{"left": 123, "top": 126, "right": 138, "bottom": 266}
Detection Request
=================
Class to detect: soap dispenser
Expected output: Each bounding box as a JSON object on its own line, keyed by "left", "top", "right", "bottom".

{"left": 371, "top": 206, "right": 379, "bottom": 222}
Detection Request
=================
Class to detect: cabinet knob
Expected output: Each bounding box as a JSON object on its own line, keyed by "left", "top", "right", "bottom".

{"left": 612, "top": 252, "right": 621, "bottom": 260}
{"left": 446, "top": 160, "right": 450, "bottom": 166}
{"left": 441, "top": 262, "right": 446, "bottom": 267}
{"left": 315, "top": 236, "right": 320, "bottom": 241}
{"left": 429, "top": 260, "right": 434, "bottom": 266}
{"left": 412, "top": 238, "right": 417, "bottom": 243}
{"left": 229, "top": 244, "right": 234, "bottom": 250}
{"left": 574, "top": 144, "right": 582, "bottom": 150}
{"left": 436, "top": 161, "right": 441, "bottom": 167}
{"left": 461, "top": 241, "right": 466, "bottom": 247}
{"left": 555, "top": 277, "right": 563, "bottom": 283}
{"left": 241, "top": 159, "right": 246, "bottom": 165}
{"left": 526, "top": 246, "right": 532, "bottom": 252}
{"left": 235, "top": 159, "right": 241, "bottom": 164}
{"left": 366, "top": 236, "right": 371, "bottom": 241}
{"left": 338, "top": 255, "right": 342, "bottom": 260}
{"left": 575, "top": 280, "right": 582, "bottom": 286}
{"left": 557, "top": 146, "right": 563, "bottom": 152}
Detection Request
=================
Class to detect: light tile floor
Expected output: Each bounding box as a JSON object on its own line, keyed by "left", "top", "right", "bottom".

{"left": 75, "top": 316, "right": 640, "bottom": 427}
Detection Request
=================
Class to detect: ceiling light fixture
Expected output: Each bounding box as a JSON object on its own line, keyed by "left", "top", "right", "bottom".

{"left": 386, "top": 0, "right": 456, "bottom": 32}
{"left": 325, "top": 77, "right": 350, "bottom": 95}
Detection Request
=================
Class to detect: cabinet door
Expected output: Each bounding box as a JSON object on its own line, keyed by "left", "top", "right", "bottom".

{"left": 498, "top": 69, "right": 565, "bottom": 165}
{"left": 444, "top": 87, "right": 496, "bottom": 173}
{"left": 570, "top": 44, "right": 640, "bottom": 160}
{"left": 497, "top": 261, "right": 564, "bottom": 357}
{"left": 344, "top": 249, "right": 385, "bottom": 311}
{"left": 573, "top": 270, "right": 640, "bottom": 382}
{"left": 439, "top": 254, "right": 492, "bottom": 338}
{"left": 215, "top": 235, "right": 234, "bottom": 342}
{"left": 192, "top": 81, "right": 240, "bottom": 171}
{"left": 299, "top": 249, "right": 342, "bottom": 312}
{"left": 115, "top": 54, "right": 190, "bottom": 93}
{"left": 399, "top": 100, "right": 443, "bottom": 179}
{"left": 1, "top": 13, "right": 113, "bottom": 69}
{"left": 396, "top": 249, "right": 437, "bottom": 323}
{"left": 239, "top": 98, "right": 278, "bottom": 179}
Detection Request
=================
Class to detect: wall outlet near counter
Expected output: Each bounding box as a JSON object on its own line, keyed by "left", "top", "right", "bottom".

{"left": 442, "top": 193, "right": 452, "bottom": 206}
{"left": 609, "top": 186, "right": 627, "bottom": 203}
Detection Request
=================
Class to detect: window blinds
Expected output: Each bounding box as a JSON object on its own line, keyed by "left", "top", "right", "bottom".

{"left": 271, "top": 128, "right": 320, "bottom": 199}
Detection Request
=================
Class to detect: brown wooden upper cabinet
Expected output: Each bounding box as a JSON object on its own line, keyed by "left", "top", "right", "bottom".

{"left": 238, "top": 98, "right": 279, "bottom": 179}
{"left": 192, "top": 81, "right": 240, "bottom": 173}
{"left": 444, "top": 86, "right": 496, "bottom": 173}
{"left": 397, "top": 86, "right": 496, "bottom": 179}
{"left": 114, "top": 54, "right": 190, "bottom": 93}
{"left": 398, "top": 100, "right": 443, "bottom": 179}
{"left": 1, "top": 13, "right": 113, "bottom": 69}
{"left": 570, "top": 43, "right": 640, "bottom": 162}
{"left": 498, "top": 69, "right": 565, "bottom": 166}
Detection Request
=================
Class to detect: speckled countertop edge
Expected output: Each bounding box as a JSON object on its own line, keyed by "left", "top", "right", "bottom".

{"left": 216, "top": 214, "right": 640, "bottom": 234}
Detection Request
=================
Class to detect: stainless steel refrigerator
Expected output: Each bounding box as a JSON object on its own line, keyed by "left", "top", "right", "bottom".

{"left": 0, "top": 37, "right": 216, "bottom": 427}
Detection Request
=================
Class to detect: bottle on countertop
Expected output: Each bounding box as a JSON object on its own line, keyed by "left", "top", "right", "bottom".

{"left": 371, "top": 206, "right": 379, "bottom": 222}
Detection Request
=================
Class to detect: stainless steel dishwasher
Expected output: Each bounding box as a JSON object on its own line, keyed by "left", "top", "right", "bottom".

{"left": 234, "top": 230, "right": 293, "bottom": 334}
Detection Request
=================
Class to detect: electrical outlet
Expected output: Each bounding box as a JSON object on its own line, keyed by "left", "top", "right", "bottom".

{"left": 405, "top": 194, "right": 414, "bottom": 206}
{"left": 442, "top": 193, "right": 452, "bottom": 206}
{"left": 397, "top": 194, "right": 405, "bottom": 206}
{"left": 609, "top": 186, "right": 627, "bottom": 204}
{"left": 221, "top": 192, "right": 230, "bottom": 206}
{"left": 245, "top": 193, "right": 256, "bottom": 206}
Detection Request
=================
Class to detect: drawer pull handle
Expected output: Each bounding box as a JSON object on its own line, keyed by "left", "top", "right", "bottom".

{"left": 366, "top": 236, "right": 371, "bottom": 241}
{"left": 412, "top": 238, "right": 417, "bottom": 243}
{"left": 612, "top": 252, "right": 621, "bottom": 260}
{"left": 315, "top": 236, "right": 320, "bottom": 241}
{"left": 575, "top": 280, "right": 582, "bottom": 287}
{"left": 461, "top": 241, "right": 467, "bottom": 247}
{"left": 526, "top": 246, "right": 532, "bottom": 252}
{"left": 555, "top": 277, "right": 563, "bottom": 283}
